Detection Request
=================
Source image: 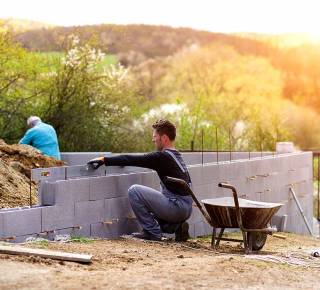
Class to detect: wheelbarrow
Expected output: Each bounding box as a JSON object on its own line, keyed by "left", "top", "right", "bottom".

{"left": 165, "top": 177, "right": 283, "bottom": 254}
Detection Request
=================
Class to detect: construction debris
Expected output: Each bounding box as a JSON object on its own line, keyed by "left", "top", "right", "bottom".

{"left": 0, "top": 139, "right": 64, "bottom": 209}
{"left": 245, "top": 251, "right": 320, "bottom": 268}
{"left": 0, "top": 245, "right": 92, "bottom": 263}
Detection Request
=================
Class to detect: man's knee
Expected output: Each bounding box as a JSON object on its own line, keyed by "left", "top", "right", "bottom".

{"left": 128, "top": 184, "right": 142, "bottom": 202}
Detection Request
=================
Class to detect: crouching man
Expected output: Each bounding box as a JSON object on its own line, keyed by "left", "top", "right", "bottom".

{"left": 88, "top": 119, "right": 192, "bottom": 241}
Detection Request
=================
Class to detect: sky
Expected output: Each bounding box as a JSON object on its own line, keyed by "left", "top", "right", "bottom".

{"left": 0, "top": 0, "right": 320, "bottom": 35}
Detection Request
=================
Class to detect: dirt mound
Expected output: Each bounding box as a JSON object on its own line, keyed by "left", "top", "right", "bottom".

{"left": 0, "top": 139, "right": 65, "bottom": 209}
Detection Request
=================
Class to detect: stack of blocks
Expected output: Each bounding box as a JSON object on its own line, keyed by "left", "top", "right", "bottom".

{"left": 0, "top": 151, "right": 313, "bottom": 242}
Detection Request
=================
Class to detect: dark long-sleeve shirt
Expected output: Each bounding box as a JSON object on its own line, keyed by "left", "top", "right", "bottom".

{"left": 105, "top": 149, "right": 192, "bottom": 196}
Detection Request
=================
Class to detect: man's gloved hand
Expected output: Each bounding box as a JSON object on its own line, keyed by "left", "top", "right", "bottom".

{"left": 87, "top": 156, "right": 105, "bottom": 169}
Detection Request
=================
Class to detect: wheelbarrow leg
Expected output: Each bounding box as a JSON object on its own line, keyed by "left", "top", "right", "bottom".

{"left": 242, "top": 230, "right": 250, "bottom": 254}
{"left": 211, "top": 228, "right": 216, "bottom": 249}
{"left": 215, "top": 228, "right": 225, "bottom": 247}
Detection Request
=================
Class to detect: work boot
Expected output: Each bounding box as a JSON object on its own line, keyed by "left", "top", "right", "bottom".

{"left": 175, "top": 221, "right": 190, "bottom": 242}
{"left": 131, "top": 230, "right": 162, "bottom": 241}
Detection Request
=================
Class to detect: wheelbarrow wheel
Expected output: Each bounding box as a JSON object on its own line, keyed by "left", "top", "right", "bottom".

{"left": 247, "top": 232, "right": 267, "bottom": 251}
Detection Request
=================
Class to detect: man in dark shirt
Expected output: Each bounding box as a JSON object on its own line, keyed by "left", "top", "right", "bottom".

{"left": 88, "top": 119, "right": 192, "bottom": 241}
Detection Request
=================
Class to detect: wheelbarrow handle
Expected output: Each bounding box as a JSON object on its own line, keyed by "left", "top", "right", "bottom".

{"left": 165, "top": 176, "right": 213, "bottom": 226}
{"left": 218, "top": 182, "right": 236, "bottom": 191}
{"left": 218, "top": 182, "right": 244, "bottom": 230}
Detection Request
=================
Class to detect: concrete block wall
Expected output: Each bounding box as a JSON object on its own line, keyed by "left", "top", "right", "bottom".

{"left": 0, "top": 152, "right": 313, "bottom": 242}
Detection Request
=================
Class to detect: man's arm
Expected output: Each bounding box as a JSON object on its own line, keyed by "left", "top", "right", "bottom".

{"left": 106, "top": 153, "right": 162, "bottom": 171}
{"left": 19, "top": 129, "right": 34, "bottom": 145}
{"left": 88, "top": 152, "right": 163, "bottom": 171}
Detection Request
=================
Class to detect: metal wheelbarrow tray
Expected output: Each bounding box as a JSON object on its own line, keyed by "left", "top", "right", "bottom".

{"left": 165, "top": 177, "right": 282, "bottom": 254}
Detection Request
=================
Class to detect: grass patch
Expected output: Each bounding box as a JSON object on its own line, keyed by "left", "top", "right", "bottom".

{"left": 70, "top": 235, "right": 94, "bottom": 244}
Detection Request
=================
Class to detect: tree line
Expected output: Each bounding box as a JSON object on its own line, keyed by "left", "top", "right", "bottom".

{"left": 1, "top": 23, "right": 320, "bottom": 152}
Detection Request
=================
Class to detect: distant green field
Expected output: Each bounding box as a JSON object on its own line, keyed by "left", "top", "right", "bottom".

{"left": 29, "top": 52, "right": 118, "bottom": 71}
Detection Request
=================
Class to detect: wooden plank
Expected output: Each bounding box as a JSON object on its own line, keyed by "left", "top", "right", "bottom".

{"left": 0, "top": 245, "right": 92, "bottom": 263}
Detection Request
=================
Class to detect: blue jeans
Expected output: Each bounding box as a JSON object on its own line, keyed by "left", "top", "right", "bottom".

{"left": 128, "top": 184, "right": 193, "bottom": 238}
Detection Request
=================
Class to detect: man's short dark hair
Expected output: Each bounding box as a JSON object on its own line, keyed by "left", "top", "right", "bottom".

{"left": 152, "top": 119, "right": 176, "bottom": 141}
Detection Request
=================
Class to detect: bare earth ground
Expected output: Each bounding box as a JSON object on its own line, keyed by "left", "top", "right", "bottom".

{"left": 0, "top": 232, "right": 319, "bottom": 290}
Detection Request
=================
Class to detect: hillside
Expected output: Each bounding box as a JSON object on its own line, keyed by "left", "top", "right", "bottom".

{"left": 12, "top": 23, "right": 274, "bottom": 59}
{"left": 0, "top": 18, "right": 54, "bottom": 33}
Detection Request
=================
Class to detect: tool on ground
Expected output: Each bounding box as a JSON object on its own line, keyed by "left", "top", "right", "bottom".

{"left": 0, "top": 245, "right": 92, "bottom": 263}
{"left": 289, "top": 186, "right": 313, "bottom": 236}
{"left": 165, "top": 176, "right": 282, "bottom": 254}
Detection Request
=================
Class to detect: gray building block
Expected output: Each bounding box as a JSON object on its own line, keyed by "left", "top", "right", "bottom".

{"left": 270, "top": 215, "right": 287, "bottom": 231}
{"left": 140, "top": 171, "right": 160, "bottom": 189}
{"left": 75, "top": 200, "right": 104, "bottom": 225}
{"left": 188, "top": 165, "right": 203, "bottom": 186}
{"left": 188, "top": 223, "right": 195, "bottom": 238}
{"left": 61, "top": 152, "right": 111, "bottom": 166}
{"left": 194, "top": 221, "right": 211, "bottom": 237}
{"left": 1, "top": 207, "right": 41, "bottom": 237}
{"left": 106, "top": 166, "right": 151, "bottom": 175}
{"left": 41, "top": 205, "right": 75, "bottom": 232}
{"left": 91, "top": 217, "right": 141, "bottom": 239}
{"left": 54, "top": 224, "right": 91, "bottom": 237}
{"left": 104, "top": 197, "right": 133, "bottom": 221}
{"left": 31, "top": 166, "right": 66, "bottom": 182}
{"left": 141, "top": 171, "right": 160, "bottom": 190}
{"left": 89, "top": 175, "right": 118, "bottom": 200}
{"left": 39, "top": 181, "right": 56, "bottom": 206}
{"left": 199, "top": 163, "right": 220, "bottom": 185}
{"left": 91, "top": 221, "right": 116, "bottom": 238}
{"left": 41, "top": 178, "right": 91, "bottom": 206}
{"left": 56, "top": 178, "right": 90, "bottom": 204}
{"left": 0, "top": 213, "right": 4, "bottom": 238}
{"left": 187, "top": 207, "right": 203, "bottom": 224}
{"left": 66, "top": 164, "right": 106, "bottom": 179}
{"left": 12, "top": 234, "right": 39, "bottom": 243}
{"left": 115, "top": 173, "right": 143, "bottom": 196}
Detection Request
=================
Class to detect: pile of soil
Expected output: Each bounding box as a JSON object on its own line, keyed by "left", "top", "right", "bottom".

{"left": 0, "top": 139, "right": 64, "bottom": 209}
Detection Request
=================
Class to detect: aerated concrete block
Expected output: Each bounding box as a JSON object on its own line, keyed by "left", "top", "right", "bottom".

{"left": 0, "top": 214, "right": 4, "bottom": 238}
{"left": 104, "top": 197, "right": 133, "bottom": 220}
{"left": 182, "top": 153, "right": 201, "bottom": 165}
{"left": 271, "top": 215, "right": 288, "bottom": 231}
{"left": 61, "top": 152, "right": 111, "bottom": 166}
{"left": 54, "top": 224, "right": 91, "bottom": 237}
{"left": 115, "top": 173, "right": 142, "bottom": 196}
{"left": 194, "top": 221, "right": 211, "bottom": 237}
{"left": 188, "top": 223, "right": 195, "bottom": 238}
{"left": 89, "top": 175, "right": 118, "bottom": 200}
{"left": 40, "top": 178, "right": 90, "bottom": 206}
{"left": 13, "top": 234, "right": 39, "bottom": 243}
{"left": 39, "top": 181, "right": 55, "bottom": 206}
{"left": 66, "top": 164, "right": 106, "bottom": 179}
{"left": 188, "top": 165, "right": 203, "bottom": 186}
{"left": 91, "top": 217, "right": 141, "bottom": 239}
{"left": 75, "top": 200, "right": 104, "bottom": 225}
{"left": 31, "top": 166, "right": 66, "bottom": 182}
{"left": 187, "top": 207, "right": 203, "bottom": 224}
{"left": 0, "top": 207, "right": 41, "bottom": 237}
{"left": 41, "top": 205, "right": 75, "bottom": 232}
{"left": 140, "top": 171, "right": 160, "bottom": 189}
{"left": 55, "top": 178, "right": 90, "bottom": 204}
